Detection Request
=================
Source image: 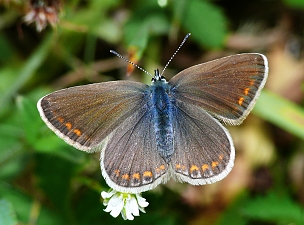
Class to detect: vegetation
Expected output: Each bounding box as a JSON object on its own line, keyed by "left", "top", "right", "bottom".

{"left": 0, "top": 0, "right": 303, "bottom": 224}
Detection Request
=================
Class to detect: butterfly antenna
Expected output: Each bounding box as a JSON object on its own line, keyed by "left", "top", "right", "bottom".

{"left": 110, "top": 50, "right": 153, "bottom": 77}
{"left": 160, "top": 33, "right": 191, "bottom": 76}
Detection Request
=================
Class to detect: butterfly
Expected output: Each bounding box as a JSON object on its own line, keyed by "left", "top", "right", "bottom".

{"left": 37, "top": 34, "right": 268, "bottom": 193}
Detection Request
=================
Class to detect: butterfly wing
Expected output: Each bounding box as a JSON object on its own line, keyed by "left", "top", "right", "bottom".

{"left": 101, "top": 104, "right": 169, "bottom": 193}
{"left": 169, "top": 53, "right": 268, "bottom": 125}
{"left": 37, "top": 81, "right": 148, "bottom": 152}
{"left": 170, "top": 100, "right": 234, "bottom": 184}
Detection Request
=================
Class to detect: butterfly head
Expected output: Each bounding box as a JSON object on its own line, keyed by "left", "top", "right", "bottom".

{"left": 152, "top": 69, "right": 166, "bottom": 83}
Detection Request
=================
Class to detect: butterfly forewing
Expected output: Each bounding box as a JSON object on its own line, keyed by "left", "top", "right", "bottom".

{"left": 38, "top": 81, "right": 148, "bottom": 152}
{"left": 101, "top": 103, "right": 169, "bottom": 193}
{"left": 170, "top": 100, "right": 234, "bottom": 184}
{"left": 169, "top": 53, "right": 268, "bottom": 125}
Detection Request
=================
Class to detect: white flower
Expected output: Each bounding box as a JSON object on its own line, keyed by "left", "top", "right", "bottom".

{"left": 101, "top": 189, "right": 149, "bottom": 220}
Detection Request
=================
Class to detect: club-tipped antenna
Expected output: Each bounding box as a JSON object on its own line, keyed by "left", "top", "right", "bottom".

{"left": 110, "top": 50, "right": 153, "bottom": 77}
{"left": 160, "top": 33, "right": 191, "bottom": 76}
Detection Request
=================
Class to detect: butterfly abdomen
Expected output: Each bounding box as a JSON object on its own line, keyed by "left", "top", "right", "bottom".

{"left": 149, "top": 81, "right": 174, "bottom": 163}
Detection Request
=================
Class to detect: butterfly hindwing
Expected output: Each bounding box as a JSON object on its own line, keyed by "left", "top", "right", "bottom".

{"left": 170, "top": 100, "right": 234, "bottom": 185}
{"left": 101, "top": 103, "right": 169, "bottom": 193}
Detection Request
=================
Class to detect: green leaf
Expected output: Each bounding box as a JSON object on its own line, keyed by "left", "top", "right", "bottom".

{"left": 284, "top": 0, "right": 304, "bottom": 8}
{"left": 123, "top": 2, "right": 170, "bottom": 56}
{"left": 0, "top": 34, "right": 15, "bottom": 63}
{"left": 216, "top": 194, "right": 248, "bottom": 225}
{"left": 242, "top": 191, "right": 303, "bottom": 224}
{"left": 0, "top": 184, "right": 64, "bottom": 225}
{"left": 0, "top": 199, "right": 18, "bottom": 225}
{"left": 182, "top": 0, "right": 228, "bottom": 48}
{"left": 17, "top": 96, "right": 42, "bottom": 146}
{"left": 34, "top": 153, "right": 77, "bottom": 216}
{"left": 124, "top": 23, "right": 150, "bottom": 55}
{"left": 0, "top": 34, "right": 54, "bottom": 116}
{"left": 34, "top": 134, "right": 67, "bottom": 152}
{"left": 0, "top": 123, "right": 24, "bottom": 180}
{"left": 95, "top": 19, "right": 122, "bottom": 44}
{"left": 0, "top": 146, "right": 24, "bottom": 180}
{"left": 0, "top": 67, "right": 19, "bottom": 95}
{"left": 34, "top": 134, "right": 87, "bottom": 164}
{"left": 253, "top": 90, "right": 304, "bottom": 140}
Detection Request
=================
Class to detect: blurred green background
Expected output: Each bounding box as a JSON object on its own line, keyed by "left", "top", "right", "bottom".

{"left": 0, "top": 0, "right": 304, "bottom": 224}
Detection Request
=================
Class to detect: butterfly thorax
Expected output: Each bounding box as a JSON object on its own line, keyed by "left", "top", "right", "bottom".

{"left": 149, "top": 69, "right": 174, "bottom": 163}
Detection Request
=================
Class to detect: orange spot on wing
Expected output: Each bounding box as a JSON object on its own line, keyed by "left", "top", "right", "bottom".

{"left": 250, "top": 80, "right": 255, "bottom": 86}
{"left": 190, "top": 165, "right": 199, "bottom": 172}
{"left": 238, "top": 97, "right": 244, "bottom": 106}
{"left": 65, "top": 122, "right": 72, "bottom": 130}
{"left": 73, "top": 129, "right": 82, "bottom": 136}
{"left": 219, "top": 154, "right": 224, "bottom": 160}
{"left": 114, "top": 170, "right": 120, "bottom": 176}
{"left": 202, "top": 164, "right": 209, "bottom": 171}
{"left": 122, "top": 174, "right": 130, "bottom": 180}
{"left": 244, "top": 87, "right": 250, "bottom": 95}
{"left": 156, "top": 165, "right": 166, "bottom": 173}
{"left": 212, "top": 161, "right": 219, "bottom": 168}
{"left": 132, "top": 173, "right": 140, "bottom": 180}
{"left": 175, "top": 164, "right": 186, "bottom": 170}
{"left": 57, "top": 117, "right": 64, "bottom": 123}
{"left": 143, "top": 171, "right": 153, "bottom": 177}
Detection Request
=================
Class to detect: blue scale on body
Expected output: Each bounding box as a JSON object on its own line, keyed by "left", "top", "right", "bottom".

{"left": 148, "top": 69, "right": 174, "bottom": 163}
